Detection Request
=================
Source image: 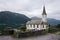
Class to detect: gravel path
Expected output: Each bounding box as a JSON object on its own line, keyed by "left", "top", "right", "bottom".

{"left": 0, "top": 34, "right": 60, "bottom": 40}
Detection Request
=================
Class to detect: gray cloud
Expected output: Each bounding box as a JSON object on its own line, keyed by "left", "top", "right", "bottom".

{"left": 0, "top": 0, "right": 60, "bottom": 20}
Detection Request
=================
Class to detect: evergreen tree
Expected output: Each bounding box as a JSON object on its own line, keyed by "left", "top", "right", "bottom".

{"left": 56, "top": 24, "right": 60, "bottom": 28}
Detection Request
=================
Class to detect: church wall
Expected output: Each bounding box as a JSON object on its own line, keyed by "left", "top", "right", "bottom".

{"left": 35, "top": 24, "right": 37, "bottom": 28}
{"left": 40, "top": 25, "right": 47, "bottom": 30}
{"left": 31, "top": 24, "right": 34, "bottom": 29}
{"left": 37, "top": 25, "right": 41, "bottom": 30}
{"left": 42, "top": 15, "right": 47, "bottom": 22}
{"left": 26, "top": 24, "right": 35, "bottom": 30}
{"left": 26, "top": 24, "right": 47, "bottom": 31}
{"left": 40, "top": 25, "right": 43, "bottom": 30}
{"left": 29, "top": 24, "right": 33, "bottom": 29}
{"left": 26, "top": 24, "right": 30, "bottom": 30}
{"left": 44, "top": 25, "right": 47, "bottom": 29}
{"left": 26, "top": 24, "right": 40, "bottom": 30}
{"left": 38, "top": 25, "right": 40, "bottom": 30}
{"left": 35, "top": 24, "right": 40, "bottom": 30}
{"left": 26, "top": 25, "right": 29, "bottom": 30}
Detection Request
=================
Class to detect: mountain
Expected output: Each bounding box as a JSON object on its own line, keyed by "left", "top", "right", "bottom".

{"left": 31, "top": 16, "right": 41, "bottom": 20}
{"left": 47, "top": 18, "right": 60, "bottom": 25}
{"left": 0, "top": 11, "right": 30, "bottom": 29}
{"left": 31, "top": 17, "right": 60, "bottom": 25}
{"left": 0, "top": 11, "right": 60, "bottom": 30}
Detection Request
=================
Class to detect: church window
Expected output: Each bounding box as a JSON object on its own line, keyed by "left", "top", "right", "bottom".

{"left": 33, "top": 24, "right": 35, "bottom": 28}
{"left": 37, "top": 25, "right": 39, "bottom": 28}
{"left": 43, "top": 25, "right": 44, "bottom": 28}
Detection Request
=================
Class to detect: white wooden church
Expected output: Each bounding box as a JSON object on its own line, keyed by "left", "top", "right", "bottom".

{"left": 26, "top": 6, "right": 48, "bottom": 31}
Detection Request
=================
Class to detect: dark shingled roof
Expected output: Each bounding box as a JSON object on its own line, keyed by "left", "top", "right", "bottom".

{"left": 42, "top": 6, "right": 47, "bottom": 15}
{"left": 26, "top": 20, "right": 41, "bottom": 25}
{"left": 26, "top": 20, "right": 47, "bottom": 25}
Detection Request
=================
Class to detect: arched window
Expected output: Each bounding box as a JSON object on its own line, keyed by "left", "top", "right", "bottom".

{"left": 33, "top": 24, "right": 35, "bottom": 28}
{"left": 37, "top": 25, "right": 39, "bottom": 28}
{"left": 43, "top": 25, "right": 44, "bottom": 28}
{"left": 30, "top": 24, "right": 32, "bottom": 28}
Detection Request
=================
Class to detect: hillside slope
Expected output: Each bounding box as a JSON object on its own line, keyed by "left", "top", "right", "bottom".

{"left": 0, "top": 11, "right": 30, "bottom": 29}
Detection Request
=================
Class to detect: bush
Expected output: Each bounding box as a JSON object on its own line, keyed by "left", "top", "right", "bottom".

{"left": 5, "top": 26, "right": 13, "bottom": 30}
{"left": 48, "top": 25, "right": 58, "bottom": 33}
{"left": 56, "top": 24, "right": 60, "bottom": 28}
{"left": 0, "top": 30, "right": 3, "bottom": 36}
{"left": 18, "top": 26, "right": 26, "bottom": 31}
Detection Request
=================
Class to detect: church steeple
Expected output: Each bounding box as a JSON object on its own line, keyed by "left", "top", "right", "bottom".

{"left": 42, "top": 5, "right": 47, "bottom": 22}
{"left": 42, "top": 6, "right": 47, "bottom": 15}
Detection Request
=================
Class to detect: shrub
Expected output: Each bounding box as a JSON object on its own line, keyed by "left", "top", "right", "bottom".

{"left": 18, "top": 26, "right": 26, "bottom": 31}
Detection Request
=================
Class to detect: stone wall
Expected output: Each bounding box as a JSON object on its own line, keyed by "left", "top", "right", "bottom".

{"left": 15, "top": 30, "right": 48, "bottom": 38}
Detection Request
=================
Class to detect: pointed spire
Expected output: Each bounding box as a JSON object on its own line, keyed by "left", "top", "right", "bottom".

{"left": 42, "top": 6, "right": 47, "bottom": 15}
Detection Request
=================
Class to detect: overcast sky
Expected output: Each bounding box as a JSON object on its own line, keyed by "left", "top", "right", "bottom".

{"left": 0, "top": 0, "right": 60, "bottom": 20}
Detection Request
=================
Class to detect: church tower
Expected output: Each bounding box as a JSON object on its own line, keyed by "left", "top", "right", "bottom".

{"left": 42, "top": 6, "right": 47, "bottom": 22}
